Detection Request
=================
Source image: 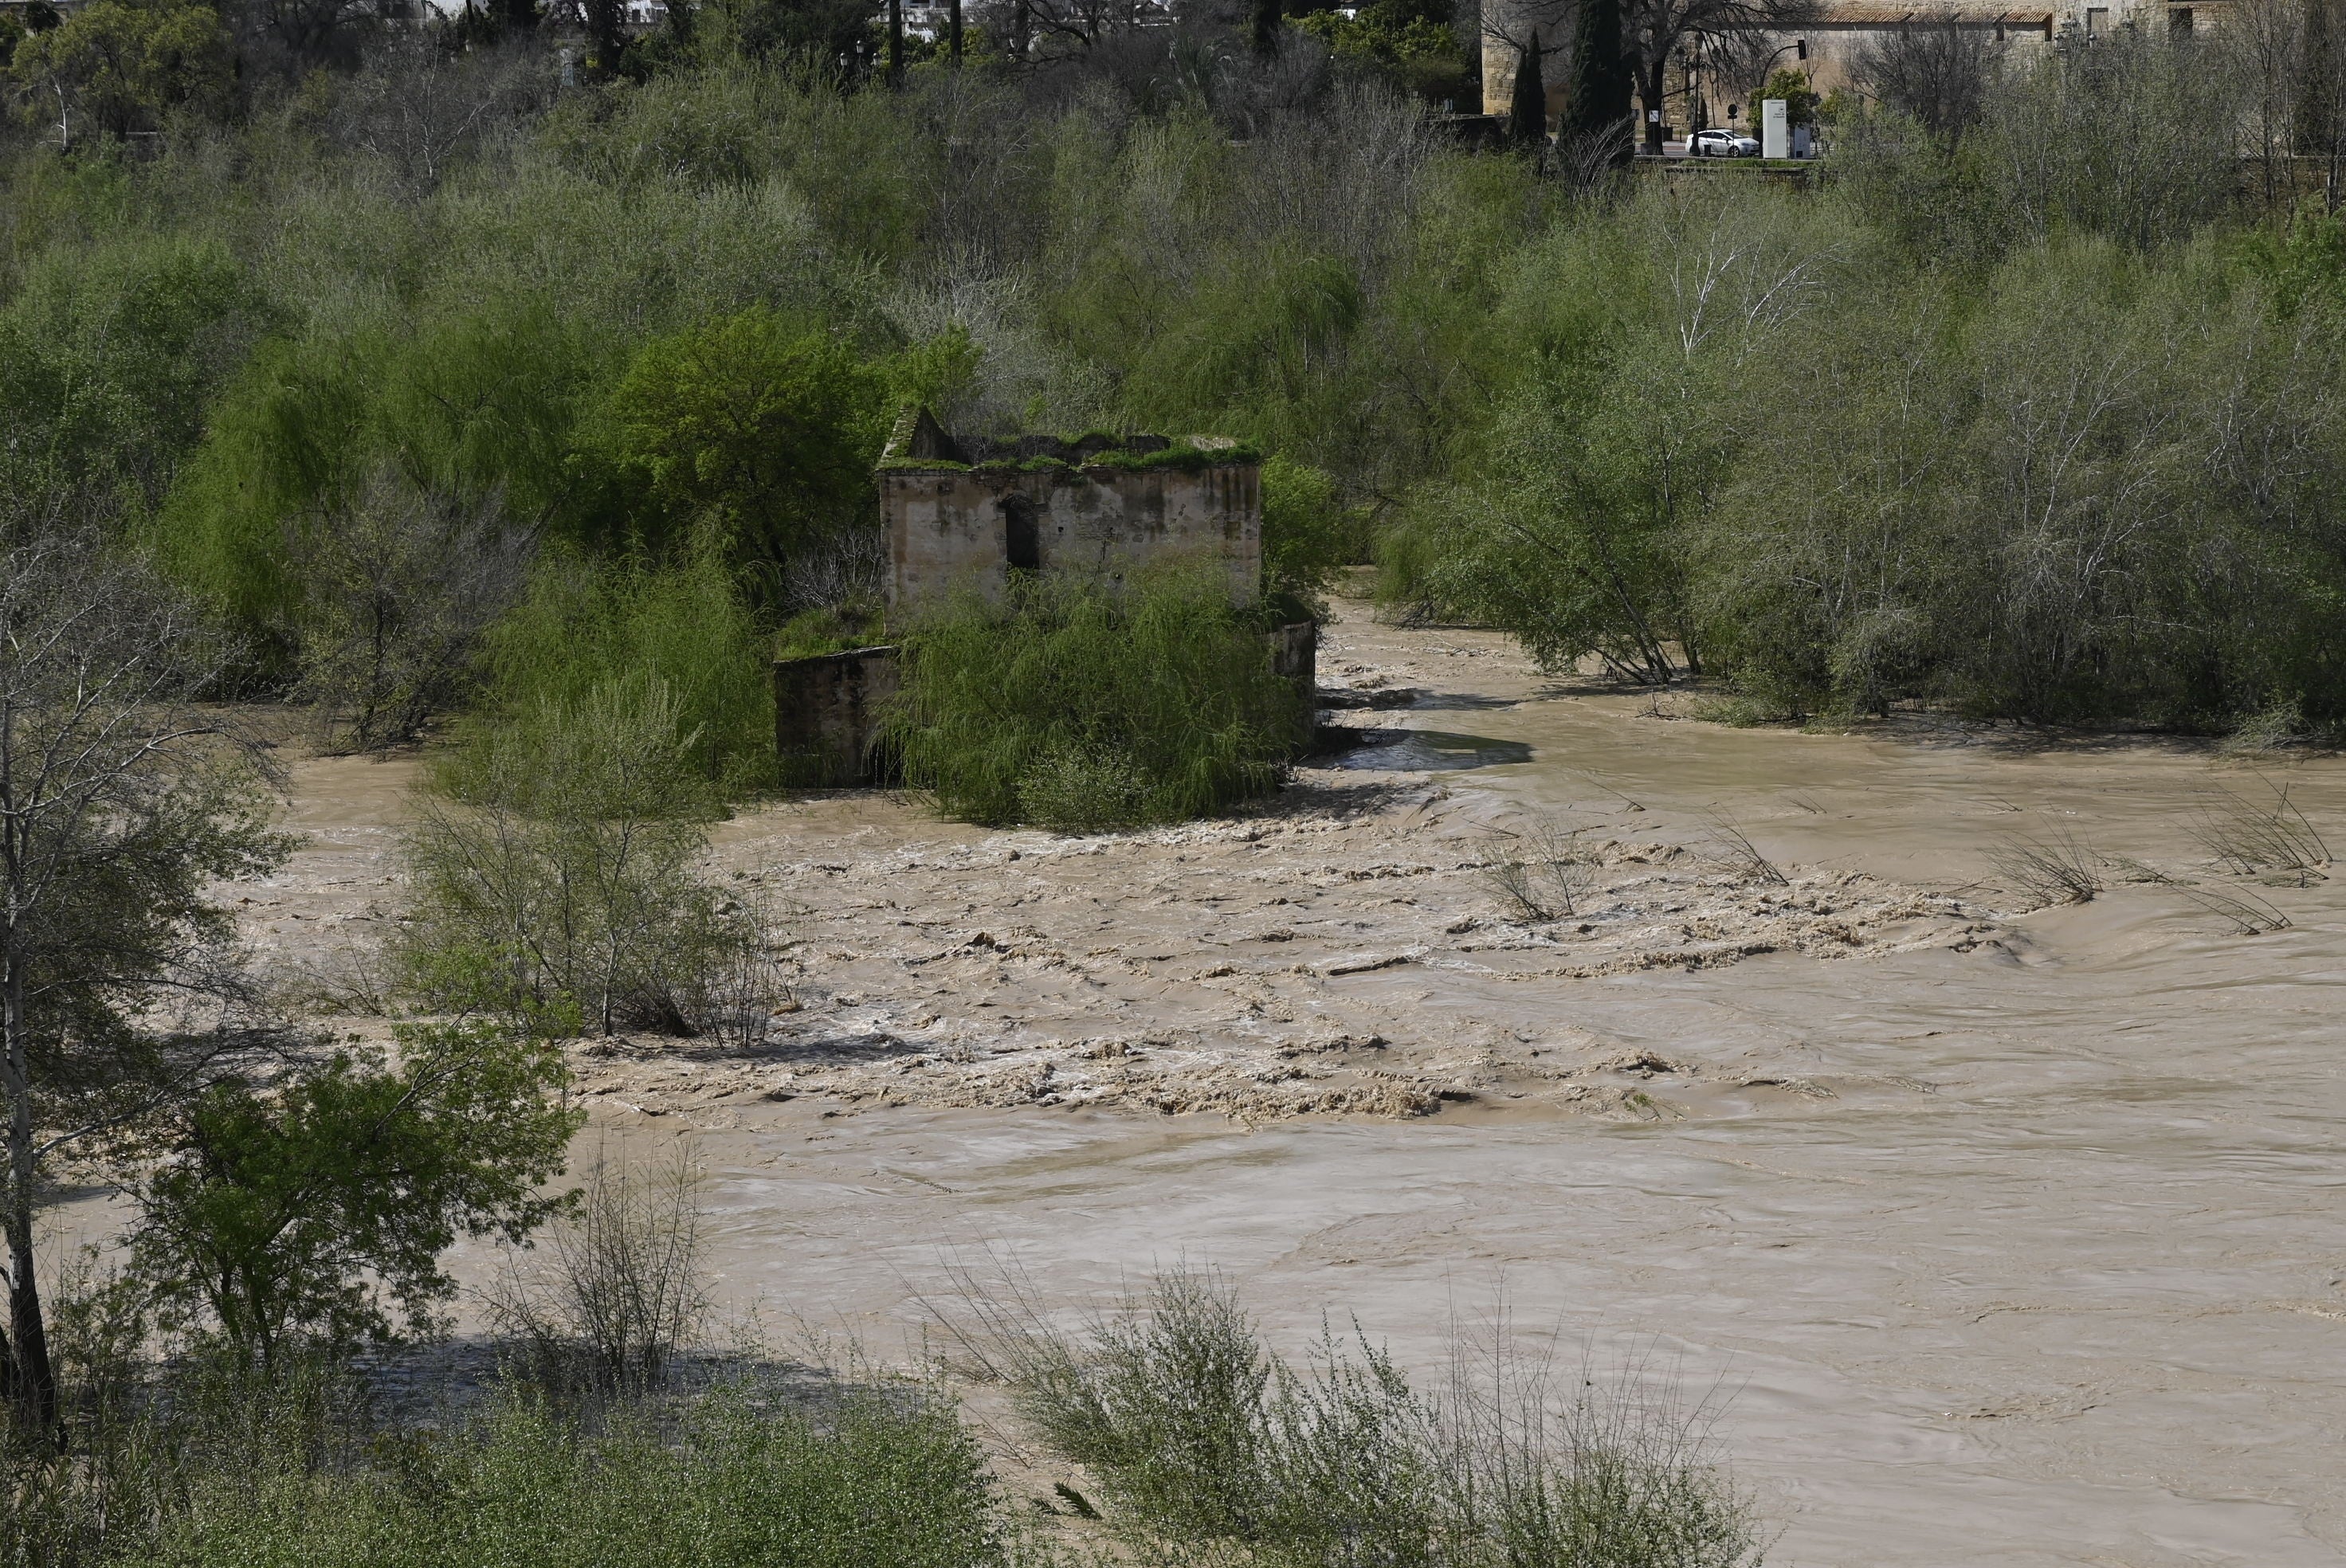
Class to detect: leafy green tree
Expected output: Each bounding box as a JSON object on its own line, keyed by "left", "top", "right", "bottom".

{"left": 1752, "top": 65, "right": 1816, "bottom": 127}
{"left": 0, "top": 236, "right": 268, "bottom": 538}
{"left": 596, "top": 308, "right": 886, "bottom": 586}
{"left": 1292, "top": 0, "right": 1466, "bottom": 101}
{"left": 1259, "top": 454, "right": 1348, "bottom": 616}
{"left": 0, "top": 537, "right": 287, "bottom": 1430}
{"left": 473, "top": 556, "right": 778, "bottom": 789}
{"left": 732, "top": 0, "right": 874, "bottom": 67}
{"left": 6, "top": 0, "right": 230, "bottom": 147}
{"left": 1407, "top": 375, "right": 1702, "bottom": 684}
{"left": 126, "top": 1019, "right": 580, "bottom": 1362}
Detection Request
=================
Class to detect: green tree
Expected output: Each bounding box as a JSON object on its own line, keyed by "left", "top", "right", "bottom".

{"left": 1259, "top": 453, "right": 1348, "bottom": 616}
{"left": 1292, "top": 0, "right": 1467, "bottom": 101}
{"left": 474, "top": 555, "right": 779, "bottom": 789}
{"left": 6, "top": 0, "right": 230, "bottom": 147}
{"left": 125, "top": 1019, "right": 580, "bottom": 1362}
{"left": 0, "top": 236, "right": 268, "bottom": 538}
{"left": 1752, "top": 65, "right": 1816, "bottom": 127}
{"left": 1562, "top": 0, "right": 1633, "bottom": 160}
{"left": 597, "top": 308, "right": 886, "bottom": 588}
{"left": 0, "top": 537, "right": 287, "bottom": 1430}
{"left": 403, "top": 669, "right": 767, "bottom": 1037}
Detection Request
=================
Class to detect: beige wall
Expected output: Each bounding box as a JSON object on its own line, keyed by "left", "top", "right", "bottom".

{"left": 1481, "top": 0, "right": 2216, "bottom": 127}
{"left": 1481, "top": 28, "right": 1571, "bottom": 119}
{"left": 882, "top": 462, "right": 1261, "bottom": 610}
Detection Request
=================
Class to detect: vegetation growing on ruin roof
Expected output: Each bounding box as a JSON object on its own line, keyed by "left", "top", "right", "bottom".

{"left": 1082, "top": 438, "right": 1264, "bottom": 473}
{"left": 969, "top": 455, "right": 1073, "bottom": 475}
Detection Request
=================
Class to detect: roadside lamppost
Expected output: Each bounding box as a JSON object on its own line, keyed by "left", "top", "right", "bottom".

{"left": 1680, "top": 36, "right": 1709, "bottom": 136}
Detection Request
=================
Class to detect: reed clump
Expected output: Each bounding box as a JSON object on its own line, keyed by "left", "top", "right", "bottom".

{"left": 942, "top": 1268, "right": 1767, "bottom": 1568}
{"left": 1991, "top": 830, "right": 2106, "bottom": 907}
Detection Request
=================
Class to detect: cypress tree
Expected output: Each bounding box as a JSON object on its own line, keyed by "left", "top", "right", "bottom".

{"left": 1250, "top": 0, "right": 1281, "bottom": 54}
{"left": 1561, "top": 0, "right": 1633, "bottom": 161}
{"left": 1508, "top": 29, "right": 1547, "bottom": 145}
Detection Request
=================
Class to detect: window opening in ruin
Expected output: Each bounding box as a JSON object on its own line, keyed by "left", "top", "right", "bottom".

{"left": 1003, "top": 497, "right": 1042, "bottom": 572}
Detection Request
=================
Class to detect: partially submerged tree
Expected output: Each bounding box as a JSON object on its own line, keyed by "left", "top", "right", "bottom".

{"left": 401, "top": 671, "right": 773, "bottom": 1038}
{"left": 126, "top": 1019, "right": 579, "bottom": 1363}
{"left": 0, "top": 536, "right": 288, "bottom": 1431}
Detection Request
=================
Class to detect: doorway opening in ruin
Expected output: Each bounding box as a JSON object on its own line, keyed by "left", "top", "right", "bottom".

{"left": 1002, "top": 496, "right": 1041, "bottom": 572}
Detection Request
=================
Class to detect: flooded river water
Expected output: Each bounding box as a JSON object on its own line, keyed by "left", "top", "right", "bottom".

{"left": 249, "top": 603, "right": 2346, "bottom": 1567}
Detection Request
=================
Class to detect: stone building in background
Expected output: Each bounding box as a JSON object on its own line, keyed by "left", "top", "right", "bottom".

{"left": 1478, "top": 0, "right": 2195, "bottom": 131}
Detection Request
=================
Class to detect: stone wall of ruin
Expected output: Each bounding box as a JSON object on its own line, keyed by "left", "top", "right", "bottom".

{"left": 882, "top": 463, "right": 1261, "bottom": 610}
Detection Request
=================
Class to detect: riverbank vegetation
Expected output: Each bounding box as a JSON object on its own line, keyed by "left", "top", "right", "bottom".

{"left": 891, "top": 571, "right": 1308, "bottom": 830}
{"left": 0, "top": 7, "right": 2340, "bottom": 1550}
{"left": 2, "top": 10, "right": 2336, "bottom": 759}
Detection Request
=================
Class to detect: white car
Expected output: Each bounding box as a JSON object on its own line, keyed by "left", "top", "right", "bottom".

{"left": 1688, "top": 128, "right": 1760, "bottom": 158}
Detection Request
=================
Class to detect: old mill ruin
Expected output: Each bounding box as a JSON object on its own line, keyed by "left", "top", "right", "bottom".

{"left": 773, "top": 408, "right": 1315, "bottom": 786}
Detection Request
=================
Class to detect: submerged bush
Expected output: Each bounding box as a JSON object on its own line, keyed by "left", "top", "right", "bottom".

{"left": 949, "top": 1269, "right": 1766, "bottom": 1568}
{"left": 888, "top": 573, "right": 1306, "bottom": 832}
{"left": 474, "top": 554, "right": 779, "bottom": 792}
{"left": 402, "top": 672, "right": 783, "bottom": 1038}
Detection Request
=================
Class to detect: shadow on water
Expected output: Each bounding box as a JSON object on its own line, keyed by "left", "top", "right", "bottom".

{"left": 1315, "top": 727, "right": 1533, "bottom": 771}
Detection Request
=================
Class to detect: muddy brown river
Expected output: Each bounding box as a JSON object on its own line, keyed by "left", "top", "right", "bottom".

{"left": 241, "top": 604, "right": 2346, "bottom": 1567}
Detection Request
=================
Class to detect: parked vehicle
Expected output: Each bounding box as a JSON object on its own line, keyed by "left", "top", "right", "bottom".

{"left": 1689, "top": 128, "right": 1760, "bottom": 158}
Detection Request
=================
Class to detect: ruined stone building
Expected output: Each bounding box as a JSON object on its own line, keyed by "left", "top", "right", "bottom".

{"left": 877, "top": 408, "right": 1263, "bottom": 610}
{"left": 774, "top": 408, "right": 1300, "bottom": 787}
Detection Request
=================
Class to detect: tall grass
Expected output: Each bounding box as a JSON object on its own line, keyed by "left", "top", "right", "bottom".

{"left": 944, "top": 1269, "right": 1767, "bottom": 1568}
{"left": 2, "top": 1362, "right": 999, "bottom": 1568}
{"left": 888, "top": 572, "right": 1306, "bottom": 832}
{"left": 7, "top": 1237, "right": 999, "bottom": 1568}
{"left": 147, "top": 1382, "right": 999, "bottom": 1568}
